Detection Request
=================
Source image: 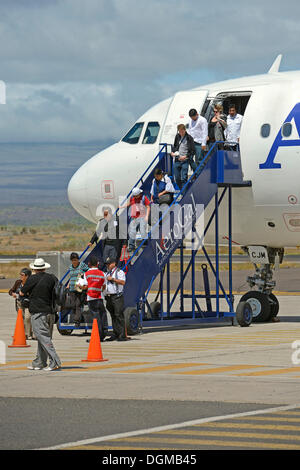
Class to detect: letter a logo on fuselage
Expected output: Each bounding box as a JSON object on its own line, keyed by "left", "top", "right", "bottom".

{"left": 259, "top": 103, "right": 300, "bottom": 169}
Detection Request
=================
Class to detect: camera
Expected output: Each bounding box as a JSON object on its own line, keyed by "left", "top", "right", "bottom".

{"left": 19, "top": 296, "right": 30, "bottom": 309}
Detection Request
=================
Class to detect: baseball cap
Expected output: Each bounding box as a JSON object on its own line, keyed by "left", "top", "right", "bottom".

{"left": 132, "top": 187, "right": 143, "bottom": 197}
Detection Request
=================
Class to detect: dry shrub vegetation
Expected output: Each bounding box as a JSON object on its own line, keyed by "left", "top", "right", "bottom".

{"left": 0, "top": 223, "right": 93, "bottom": 255}
{"left": 0, "top": 224, "right": 300, "bottom": 279}
{"left": 0, "top": 262, "right": 28, "bottom": 279}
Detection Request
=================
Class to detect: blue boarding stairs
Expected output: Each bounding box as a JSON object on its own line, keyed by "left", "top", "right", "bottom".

{"left": 58, "top": 142, "right": 252, "bottom": 335}
{"left": 118, "top": 142, "right": 252, "bottom": 333}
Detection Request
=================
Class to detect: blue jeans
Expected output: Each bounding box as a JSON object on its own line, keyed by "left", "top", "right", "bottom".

{"left": 194, "top": 143, "right": 206, "bottom": 174}
{"left": 128, "top": 218, "right": 147, "bottom": 250}
{"left": 88, "top": 299, "right": 107, "bottom": 341}
{"left": 173, "top": 159, "right": 189, "bottom": 190}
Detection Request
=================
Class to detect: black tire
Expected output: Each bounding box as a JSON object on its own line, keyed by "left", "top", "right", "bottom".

{"left": 236, "top": 301, "right": 253, "bottom": 327}
{"left": 268, "top": 293, "right": 279, "bottom": 319}
{"left": 56, "top": 324, "right": 73, "bottom": 336}
{"left": 149, "top": 301, "right": 161, "bottom": 319}
{"left": 240, "top": 291, "right": 271, "bottom": 323}
{"left": 124, "top": 307, "right": 139, "bottom": 336}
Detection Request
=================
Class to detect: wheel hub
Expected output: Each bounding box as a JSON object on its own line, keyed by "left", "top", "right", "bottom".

{"left": 246, "top": 298, "right": 262, "bottom": 318}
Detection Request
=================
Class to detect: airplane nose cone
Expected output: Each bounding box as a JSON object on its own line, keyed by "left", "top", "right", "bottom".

{"left": 67, "top": 165, "right": 93, "bottom": 221}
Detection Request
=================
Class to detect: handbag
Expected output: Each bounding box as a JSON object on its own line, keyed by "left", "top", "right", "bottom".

{"left": 158, "top": 193, "right": 173, "bottom": 205}
{"left": 63, "top": 290, "right": 76, "bottom": 310}
{"left": 20, "top": 296, "right": 30, "bottom": 309}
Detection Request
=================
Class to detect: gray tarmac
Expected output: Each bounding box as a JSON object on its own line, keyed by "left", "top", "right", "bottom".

{"left": 2, "top": 266, "right": 300, "bottom": 292}
{"left": 1, "top": 291, "right": 300, "bottom": 450}
{"left": 0, "top": 398, "right": 272, "bottom": 450}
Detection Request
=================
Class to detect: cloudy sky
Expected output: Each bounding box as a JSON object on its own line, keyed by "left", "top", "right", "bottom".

{"left": 1, "top": 0, "right": 300, "bottom": 143}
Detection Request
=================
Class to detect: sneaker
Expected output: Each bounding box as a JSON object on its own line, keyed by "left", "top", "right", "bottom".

{"left": 27, "top": 365, "right": 43, "bottom": 370}
{"left": 117, "top": 337, "right": 131, "bottom": 342}
{"left": 43, "top": 366, "right": 61, "bottom": 371}
{"left": 105, "top": 335, "right": 117, "bottom": 342}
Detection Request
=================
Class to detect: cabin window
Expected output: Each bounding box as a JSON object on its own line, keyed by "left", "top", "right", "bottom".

{"left": 142, "top": 121, "right": 160, "bottom": 144}
{"left": 122, "top": 122, "right": 144, "bottom": 144}
{"left": 282, "top": 122, "right": 292, "bottom": 138}
{"left": 261, "top": 124, "right": 271, "bottom": 138}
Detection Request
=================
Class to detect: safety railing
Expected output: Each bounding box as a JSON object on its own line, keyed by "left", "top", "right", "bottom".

{"left": 59, "top": 143, "right": 169, "bottom": 285}
{"left": 122, "top": 141, "right": 220, "bottom": 267}
{"left": 60, "top": 140, "right": 243, "bottom": 284}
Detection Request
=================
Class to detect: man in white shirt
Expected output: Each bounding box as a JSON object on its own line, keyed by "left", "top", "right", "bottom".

{"left": 104, "top": 257, "right": 129, "bottom": 342}
{"left": 225, "top": 104, "right": 243, "bottom": 146}
{"left": 188, "top": 108, "right": 208, "bottom": 173}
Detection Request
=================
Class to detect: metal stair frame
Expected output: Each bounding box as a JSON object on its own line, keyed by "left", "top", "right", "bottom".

{"left": 121, "top": 142, "right": 250, "bottom": 329}
{"left": 58, "top": 141, "right": 251, "bottom": 331}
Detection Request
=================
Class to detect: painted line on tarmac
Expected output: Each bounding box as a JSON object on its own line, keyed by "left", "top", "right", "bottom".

{"left": 90, "top": 436, "right": 300, "bottom": 450}
{"left": 39, "top": 403, "right": 300, "bottom": 450}
{"left": 235, "top": 366, "right": 300, "bottom": 377}
{"left": 1, "top": 289, "right": 300, "bottom": 295}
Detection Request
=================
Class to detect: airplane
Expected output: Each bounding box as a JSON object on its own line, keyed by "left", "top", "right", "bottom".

{"left": 67, "top": 54, "right": 300, "bottom": 323}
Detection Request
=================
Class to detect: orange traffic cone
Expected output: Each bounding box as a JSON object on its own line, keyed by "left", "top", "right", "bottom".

{"left": 8, "top": 309, "right": 31, "bottom": 348}
{"left": 82, "top": 319, "right": 108, "bottom": 362}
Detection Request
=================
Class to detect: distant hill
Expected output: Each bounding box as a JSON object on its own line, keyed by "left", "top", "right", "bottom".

{"left": 0, "top": 140, "right": 115, "bottom": 207}
{"left": 0, "top": 204, "right": 93, "bottom": 227}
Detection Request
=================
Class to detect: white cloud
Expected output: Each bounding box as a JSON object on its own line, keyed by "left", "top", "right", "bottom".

{"left": 1, "top": 0, "right": 300, "bottom": 82}
{"left": 1, "top": 81, "right": 134, "bottom": 142}
{"left": 0, "top": 0, "right": 300, "bottom": 142}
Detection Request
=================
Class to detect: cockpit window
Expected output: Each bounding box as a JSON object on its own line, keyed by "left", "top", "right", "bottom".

{"left": 142, "top": 122, "right": 160, "bottom": 144}
{"left": 122, "top": 122, "right": 144, "bottom": 144}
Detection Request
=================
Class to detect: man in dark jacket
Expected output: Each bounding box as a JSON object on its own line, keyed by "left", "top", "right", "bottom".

{"left": 88, "top": 207, "right": 127, "bottom": 268}
{"left": 20, "top": 258, "right": 61, "bottom": 371}
{"left": 171, "top": 124, "right": 196, "bottom": 190}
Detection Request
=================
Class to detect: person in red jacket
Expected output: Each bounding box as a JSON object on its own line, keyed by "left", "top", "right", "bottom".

{"left": 78, "top": 255, "right": 107, "bottom": 343}
{"left": 120, "top": 187, "right": 150, "bottom": 252}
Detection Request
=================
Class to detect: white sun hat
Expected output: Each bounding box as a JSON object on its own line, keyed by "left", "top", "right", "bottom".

{"left": 132, "top": 187, "right": 143, "bottom": 197}
{"left": 29, "top": 258, "right": 51, "bottom": 270}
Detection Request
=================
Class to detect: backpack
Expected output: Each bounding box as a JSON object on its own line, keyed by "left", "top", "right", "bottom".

{"left": 52, "top": 278, "right": 67, "bottom": 309}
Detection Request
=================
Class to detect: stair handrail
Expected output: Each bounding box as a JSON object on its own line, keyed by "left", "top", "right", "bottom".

{"left": 60, "top": 140, "right": 236, "bottom": 283}
{"left": 123, "top": 141, "right": 221, "bottom": 269}
{"left": 117, "top": 143, "right": 169, "bottom": 210}
{"left": 59, "top": 143, "right": 169, "bottom": 283}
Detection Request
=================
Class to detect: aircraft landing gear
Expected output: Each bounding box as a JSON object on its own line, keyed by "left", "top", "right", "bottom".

{"left": 239, "top": 291, "right": 272, "bottom": 322}
{"left": 238, "top": 247, "right": 283, "bottom": 323}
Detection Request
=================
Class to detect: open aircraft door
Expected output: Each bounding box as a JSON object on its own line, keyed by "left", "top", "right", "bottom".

{"left": 161, "top": 89, "right": 209, "bottom": 145}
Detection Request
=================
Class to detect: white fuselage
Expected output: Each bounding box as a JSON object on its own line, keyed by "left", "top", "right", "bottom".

{"left": 68, "top": 70, "right": 300, "bottom": 248}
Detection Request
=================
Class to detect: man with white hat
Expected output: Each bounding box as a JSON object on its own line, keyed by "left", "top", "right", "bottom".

{"left": 20, "top": 258, "right": 61, "bottom": 371}
{"left": 120, "top": 187, "right": 150, "bottom": 253}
